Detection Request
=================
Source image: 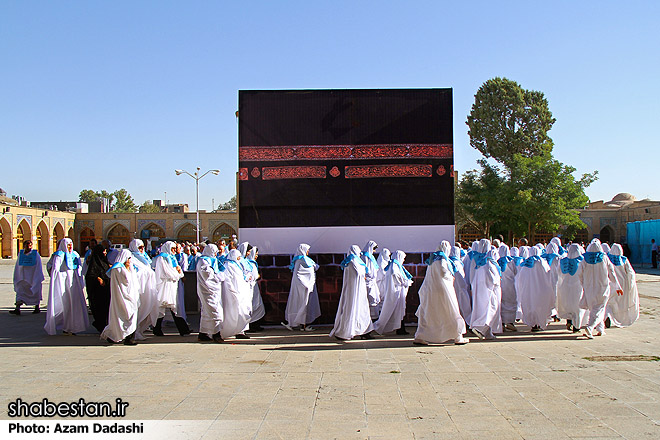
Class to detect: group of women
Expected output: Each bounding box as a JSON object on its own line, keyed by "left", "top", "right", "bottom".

{"left": 411, "top": 237, "right": 639, "bottom": 345}
{"left": 10, "top": 235, "right": 640, "bottom": 346}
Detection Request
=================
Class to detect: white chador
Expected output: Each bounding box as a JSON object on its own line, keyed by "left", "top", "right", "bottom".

{"left": 464, "top": 241, "right": 480, "bottom": 292}
{"left": 373, "top": 250, "right": 413, "bottom": 335}
{"left": 515, "top": 246, "right": 554, "bottom": 330}
{"left": 44, "top": 238, "right": 89, "bottom": 335}
{"left": 498, "top": 244, "right": 518, "bottom": 326}
{"left": 220, "top": 249, "right": 253, "bottom": 339}
{"left": 605, "top": 244, "right": 639, "bottom": 327}
{"left": 14, "top": 248, "right": 44, "bottom": 307}
{"left": 101, "top": 250, "right": 140, "bottom": 343}
{"left": 244, "top": 246, "right": 266, "bottom": 323}
{"left": 555, "top": 243, "right": 588, "bottom": 330}
{"left": 175, "top": 247, "right": 188, "bottom": 323}
{"left": 284, "top": 244, "right": 321, "bottom": 328}
{"left": 362, "top": 240, "right": 381, "bottom": 320}
{"left": 196, "top": 244, "right": 225, "bottom": 337}
{"left": 375, "top": 248, "right": 391, "bottom": 307}
{"left": 153, "top": 241, "right": 184, "bottom": 317}
{"left": 414, "top": 241, "right": 467, "bottom": 345}
{"left": 542, "top": 242, "right": 562, "bottom": 309}
{"left": 128, "top": 239, "right": 159, "bottom": 340}
{"left": 469, "top": 240, "right": 502, "bottom": 339}
{"left": 329, "top": 245, "right": 374, "bottom": 340}
{"left": 450, "top": 245, "right": 471, "bottom": 326}
{"left": 580, "top": 240, "right": 622, "bottom": 338}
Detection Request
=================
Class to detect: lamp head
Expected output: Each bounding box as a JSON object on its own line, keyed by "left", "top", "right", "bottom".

{"left": 175, "top": 169, "right": 183, "bottom": 175}
{"left": 211, "top": 170, "right": 220, "bottom": 175}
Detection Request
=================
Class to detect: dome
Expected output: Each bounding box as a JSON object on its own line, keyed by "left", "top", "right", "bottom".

{"left": 610, "top": 193, "right": 636, "bottom": 202}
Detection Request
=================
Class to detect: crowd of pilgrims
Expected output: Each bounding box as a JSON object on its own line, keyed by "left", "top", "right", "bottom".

{"left": 10, "top": 234, "right": 639, "bottom": 346}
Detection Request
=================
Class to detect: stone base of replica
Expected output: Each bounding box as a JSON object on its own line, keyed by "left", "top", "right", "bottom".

{"left": 256, "top": 253, "right": 429, "bottom": 325}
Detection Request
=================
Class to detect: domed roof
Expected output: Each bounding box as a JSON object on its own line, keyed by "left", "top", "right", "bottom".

{"left": 611, "top": 193, "right": 636, "bottom": 202}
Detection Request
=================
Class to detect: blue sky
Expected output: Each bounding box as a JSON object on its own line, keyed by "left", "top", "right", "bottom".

{"left": 1, "top": 1, "right": 658, "bottom": 210}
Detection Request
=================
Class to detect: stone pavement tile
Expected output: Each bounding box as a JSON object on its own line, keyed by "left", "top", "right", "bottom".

{"left": 560, "top": 424, "right": 623, "bottom": 438}
{"left": 628, "top": 401, "right": 660, "bottom": 422}
{"left": 448, "top": 414, "right": 514, "bottom": 432}
{"left": 365, "top": 414, "right": 413, "bottom": 439}
{"left": 254, "top": 420, "right": 309, "bottom": 440}
{"left": 604, "top": 415, "right": 660, "bottom": 437}
{"left": 308, "top": 419, "right": 368, "bottom": 440}
{"left": 202, "top": 420, "right": 261, "bottom": 440}
{"left": 122, "top": 396, "right": 186, "bottom": 419}
{"left": 218, "top": 400, "right": 271, "bottom": 420}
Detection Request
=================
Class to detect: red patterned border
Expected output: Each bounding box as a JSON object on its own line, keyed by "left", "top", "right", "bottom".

{"left": 345, "top": 164, "right": 432, "bottom": 179}
{"left": 262, "top": 166, "right": 326, "bottom": 180}
{"left": 239, "top": 144, "right": 452, "bottom": 161}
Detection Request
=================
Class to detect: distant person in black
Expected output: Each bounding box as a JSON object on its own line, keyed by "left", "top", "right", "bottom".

{"left": 652, "top": 239, "right": 658, "bottom": 268}
{"left": 85, "top": 244, "right": 111, "bottom": 332}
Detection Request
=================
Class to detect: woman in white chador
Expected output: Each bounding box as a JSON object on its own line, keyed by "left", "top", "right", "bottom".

{"left": 579, "top": 240, "right": 622, "bottom": 339}
{"left": 469, "top": 239, "right": 502, "bottom": 339}
{"left": 221, "top": 249, "right": 253, "bottom": 339}
{"left": 555, "top": 243, "right": 588, "bottom": 332}
{"left": 44, "top": 238, "right": 89, "bottom": 335}
{"left": 373, "top": 250, "right": 413, "bottom": 335}
{"left": 414, "top": 241, "right": 468, "bottom": 345}
{"left": 497, "top": 244, "right": 518, "bottom": 332}
{"left": 128, "top": 239, "right": 159, "bottom": 340}
{"left": 361, "top": 240, "right": 381, "bottom": 320}
{"left": 196, "top": 244, "right": 224, "bottom": 343}
{"left": 330, "top": 245, "right": 374, "bottom": 340}
{"left": 605, "top": 244, "right": 639, "bottom": 328}
{"left": 152, "top": 241, "right": 189, "bottom": 336}
{"left": 515, "top": 246, "right": 554, "bottom": 331}
{"left": 449, "top": 245, "right": 471, "bottom": 327}
{"left": 11, "top": 240, "right": 44, "bottom": 315}
{"left": 375, "top": 248, "right": 391, "bottom": 311}
{"left": 245, "top": 246, "right": 266, "bottom": 328}
{"left": 283, "top": 244, "right": 321, "bottom": 331}
{"left": 101, "top": 249, "right": 140, "bottom": 345}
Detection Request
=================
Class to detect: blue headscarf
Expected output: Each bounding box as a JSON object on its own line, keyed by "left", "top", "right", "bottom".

{"left": 583, "top": 252, "right": 605, "bottom": 264}
{"left": 607, "top": 244, "right": 628, "bottom": 266}
{"left": 289, "top": 243, "right": 316, "bottom": 271}
{"left": 155, "top": 241, "right": 178, "bottom": 268}
{"left": 341, "top": 245, "right": 369, "bottom": 273}
{"left": 53, "top": 238, "right": 80, "bottom": 270}
{"left": 426, "top": 251, "right": 457, "bottom": 275}
{"left": 385, "top": 250, "right": 413, "bottom": 280}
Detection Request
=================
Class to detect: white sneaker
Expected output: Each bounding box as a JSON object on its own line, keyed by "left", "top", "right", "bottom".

{"left": 281, "top": 321, "right": 293, "bottom": 331}
{"left": 584, "top": 327, "right": 594, "bottom": 339}
{"left": 302, "top": 326, "right": 315, "bottom": 332}
{"left": 454, "top": 336, "right": 469, "bottom": 345}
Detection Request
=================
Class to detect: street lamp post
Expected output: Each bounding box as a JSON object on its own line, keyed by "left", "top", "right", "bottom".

{"left": 174, "top": 167, "right": 220, "bottom": 244}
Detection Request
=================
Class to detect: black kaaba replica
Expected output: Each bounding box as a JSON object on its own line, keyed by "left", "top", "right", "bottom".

{"left": 238, "top": 89, "right": 454, "bottom": 254}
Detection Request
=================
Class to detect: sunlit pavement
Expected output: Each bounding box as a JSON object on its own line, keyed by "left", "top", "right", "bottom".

{"left": 1, "top": 260, "right": 660, "bottom": 439}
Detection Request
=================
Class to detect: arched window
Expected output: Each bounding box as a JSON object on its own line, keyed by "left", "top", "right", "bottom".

{"left": 600, "top": 225, "right": 614, "bottom": 244}
{"left": 80, "top": 227, "right": 95, "bottom": 254}
{"left": 108, "top": 224, "right": 131, "bottom": 247}
{"left": 212, "top": 223, "right": 236, "bottom": 242}
{"left": 177, "top": 223, "right": 196, "bottom": 243}
{"left": 16, "top": 220, "right": 31, "bottom": 254}
{"left": 0, "top": 217, "right": 11, "bottom": 258}
{"left": 52, "top": 223, "right": 64, "bottom": 252}
{"left": 140, "top": 223, "right": 165, "bottom": 241}
{"left": 36, "top": 221, "right": 49, "bottom": 256}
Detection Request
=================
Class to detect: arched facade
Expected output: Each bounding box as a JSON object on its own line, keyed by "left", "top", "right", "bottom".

{"left": 600, "top": 225, "right": 614, "bottom": 244}
{"left": 212, "top": 222, "right": 236, "bottom": 242}
{"left": 176, "top": 222, "right": 197, "bottom": 243}
{"left": 52, "top": 222, "right": 64, "bottom": 252}
{"left": 0, "top": 217, "right": 11, "bottom": 258}
{"left": 140, "top": 222, "right": 166, "bottom": 241}
{"left": 36, "top": 220, "right": 50, "bottom": 256}
{"left": 16, "top": 219, "right": 31, "bottom": 254}
{"left": 107, "top": 223, "right": 131, "bottom": 247}
{"left": 79, "top": 227, "right": 95, "bottom": 253}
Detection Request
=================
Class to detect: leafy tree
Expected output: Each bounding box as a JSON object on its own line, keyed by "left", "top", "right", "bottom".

{"left": 79, "top": 189, "right": 99, "bottom": 203}
{"left": 456, "top": 160, "right": 507, "bottom": 238}
{"left": 218, "top": 196, "right": 236, "bottom": 211}
{"left": 139, "top": 201, "right": 162, "bottom": 213}
{"left": 113, "top": 188, "right": 137, "bottom": 213}
{"left": 466, "top": 77, "right": 556, "bottom": 167}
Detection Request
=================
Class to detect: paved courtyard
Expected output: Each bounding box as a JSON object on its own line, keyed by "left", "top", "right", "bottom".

{"left": 1, "top": 259, "right": 660, "bottom": 439}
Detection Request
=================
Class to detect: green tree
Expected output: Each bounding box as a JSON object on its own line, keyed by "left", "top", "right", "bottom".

{"left": 466, "top": 77, "right": 556, "bottom": 167}
{"left": 78, "top": 189, "right": 99, "bottom": 203}
{"left": 456, "top": 160, "right": 507, "bottom": 238}
{"left": 113, "top": 188, "right": 137, "bottom": 213}
{"left": 218, "top": 196, "right": 236, "bottom": 211}
{"left": 139, "top": 201, "right": 162, "bottom": 213}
